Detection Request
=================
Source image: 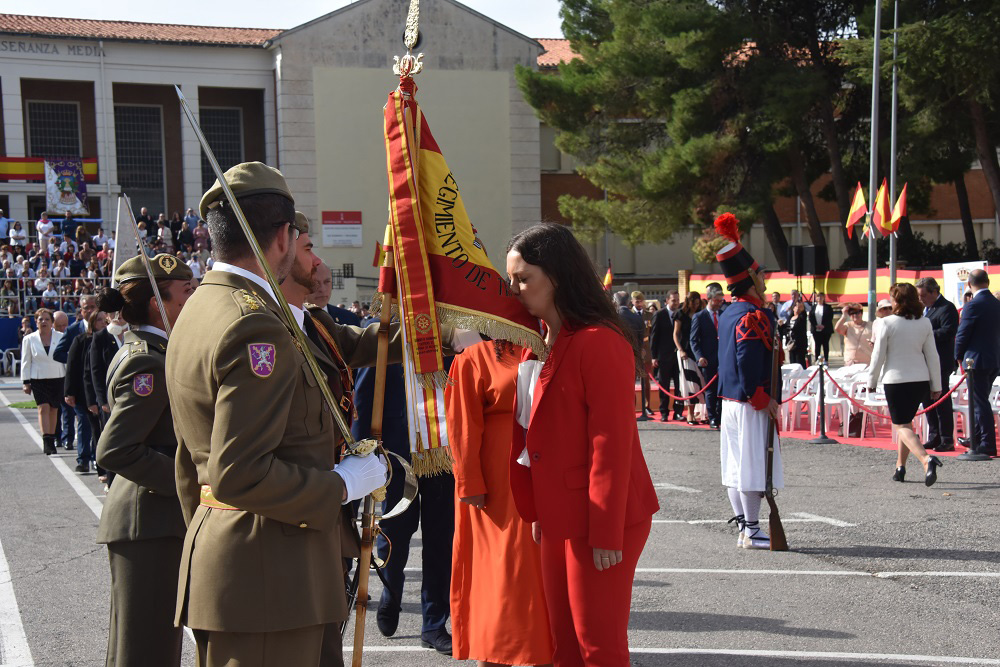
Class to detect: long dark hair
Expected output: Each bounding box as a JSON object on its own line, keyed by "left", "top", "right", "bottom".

{"left": 506, "top": 223, "right": 642, "bottom": 373}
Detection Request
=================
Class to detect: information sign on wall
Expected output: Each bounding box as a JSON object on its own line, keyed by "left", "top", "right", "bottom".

{"left": 322, "top": 210, "right": 363, "bottom": 248}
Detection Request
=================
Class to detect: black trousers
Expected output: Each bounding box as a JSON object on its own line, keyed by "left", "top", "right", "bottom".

{"left": 375, "top": 457, "right": 454, "bottom": 634}
{"left": 814, "top": 334, "right": 831, "bottom": 361}
{"left": 969, "top": 368, "right": 998, "bottom": 456}
{"left": 703, "top": 363, "right": 720, "bottom": 424}
{"left": 924, "top": 369, "right": 955, "bottom": 446}
{"left": 656, "top": 354, "right": 683, "bottom": 417}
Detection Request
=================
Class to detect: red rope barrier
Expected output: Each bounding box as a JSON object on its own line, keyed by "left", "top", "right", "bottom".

{"left": 823, "top": 370, "right": 966, "bottom": 420}
{"left": 649, "top": 372, "right": 718, "bottom": 401}
{"left": 780, "top": 368, "right": 821, "bottom": 404}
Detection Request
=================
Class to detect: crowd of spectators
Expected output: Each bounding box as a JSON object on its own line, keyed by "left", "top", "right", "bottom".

{"left": 0, "top": 206, "right": 213, "bottom": 317}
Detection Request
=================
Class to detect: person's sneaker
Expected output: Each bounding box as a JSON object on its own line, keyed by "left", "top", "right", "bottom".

{"left": 742, "top": 521, "right": 770, "bottom": 550}
{"left": 420, "top": 629, "right": 453, "bottom": 656}
{"left": 375, "top": 604, "right": 400, "bottom": 638}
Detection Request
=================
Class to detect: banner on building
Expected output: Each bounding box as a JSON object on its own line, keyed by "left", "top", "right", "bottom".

{"left": 44, "top": 158, "right": 89, "bottom": 216}
{"left": 942, "top": 260, "right": 987, "bottom": 310}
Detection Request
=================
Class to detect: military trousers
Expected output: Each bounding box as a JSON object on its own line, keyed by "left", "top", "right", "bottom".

{"left": 106, "top": 537, "right": 184, "bottom": 667}
{"left": 193, "top": 623, "right": 343, "bottom": 667}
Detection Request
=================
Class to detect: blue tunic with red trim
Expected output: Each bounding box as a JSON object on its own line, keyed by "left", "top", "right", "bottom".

{"left": 717, "top": 297, "right": 775, "bottom": 411}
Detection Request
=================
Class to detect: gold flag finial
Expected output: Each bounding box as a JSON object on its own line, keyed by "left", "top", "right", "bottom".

{"left": 393, "top": 0, "right": 424, "bottom": 78}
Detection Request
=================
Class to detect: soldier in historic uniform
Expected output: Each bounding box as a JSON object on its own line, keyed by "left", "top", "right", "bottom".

{"left": 713, "top": 214, "right": 783, "bottom": 550}
{"left": 165, "top": 163, "right": 389, "bottom": 667}
{"left": 94, "top": 253, "right": 195, "bottom": 667}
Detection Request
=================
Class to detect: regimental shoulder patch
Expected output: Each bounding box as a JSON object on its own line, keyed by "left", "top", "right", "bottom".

{"left": 248, "top": 343, "right": 276, "bottom": 378}
{"left": 133, "top": 373, "right": 154, "bottom": 396}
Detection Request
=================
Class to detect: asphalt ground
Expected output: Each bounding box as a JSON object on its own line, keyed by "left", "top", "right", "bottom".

{"left": 1, "top": 382, "right": 999, "bottom": 667}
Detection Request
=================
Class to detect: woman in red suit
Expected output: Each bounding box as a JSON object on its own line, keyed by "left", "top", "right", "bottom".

{"left": 505, "top": 223, "right": 660, "bottom": 666}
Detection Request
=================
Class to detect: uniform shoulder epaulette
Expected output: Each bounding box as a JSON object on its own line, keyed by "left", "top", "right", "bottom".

{"left": 127, "top": 339, "right": 148, "bottom": 356}
{"left": 231, "top": 288, "right": 267, "bottom": 315}
{"left": 735, "top": 308, "right": 773, "bottom": 350}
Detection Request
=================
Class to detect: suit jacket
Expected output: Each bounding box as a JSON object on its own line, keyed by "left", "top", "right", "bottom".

{"left": 509, "top": 325, "right": 659, "bottom": 551}
{"left": 20, "top": 329, "right": 65, "bottom": 381}
{"left": 649, "top": 307, "right": 678, "bottom": 363}
{"left": 63, "top": 333, "right": 92, "bottom": 404}
{"left": 89, "top": 328, "right": 121, "bottom": 407}
{"left": 617, "top": 306, "right": 645, "bottom": 356}
{"left": 96, "top": 329, "right": 186, "bottom": 544}
{"left": 808, "top": 304, "right": 834, "bottom": 340}
{"left": 955, "top": 289, "right": 1000, "bottom": 371}
{"left": 925, "top": 294, "right": 959, "bottom": 376}
{"left": 52, "top": 318, "right": 84, "bottom": 363}
{"left": 690, "top": 307, "right": 720, "bottom": 368}
{"left": 166, "top": 269, "right": 405, "bottom": 633}
{"left": 325, "top": 304, "right": 361, "bottom": 326}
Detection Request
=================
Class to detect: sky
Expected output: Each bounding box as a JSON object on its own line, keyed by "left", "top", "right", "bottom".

{"left": 1, "top": 0, "right": 566, "bottom": 38}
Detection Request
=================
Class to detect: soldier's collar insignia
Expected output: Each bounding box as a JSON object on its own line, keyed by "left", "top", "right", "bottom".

{"left": 158, "top": 255, "right": 179, "bottom": 274}
{"left": 134, "top": 373, "right": 154, "bottom": 396}
{"left": 248, "top": 343, "right": 276, "bottom": 378}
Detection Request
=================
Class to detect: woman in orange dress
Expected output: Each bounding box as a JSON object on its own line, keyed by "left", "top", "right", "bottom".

{"left": 446, "top": 340, "right": 553, "bottom": 667}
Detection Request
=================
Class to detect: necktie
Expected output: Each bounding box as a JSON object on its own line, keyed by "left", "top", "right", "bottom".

{"left": 713, "top": 311, "right": 718, "bottom": 330}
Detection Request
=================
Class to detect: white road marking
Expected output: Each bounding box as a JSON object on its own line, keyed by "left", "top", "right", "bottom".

{"left": 653, "top": 482, "right": 702, "bottom": 493}
{"left": 342, "top": 646, "right": 1000, "bottom": 664}
{"left": 0, "top": 394, "right": 103, "bottom": 520}
{"left": 0, "top": 535, "right": 34, "bottom": 667}
{"left": 790, "top": 511, "right": 858, "bottom": 527}
{"left": 631, "top": 568, "right": 1000, "bottom": 579}
{"left": 876, "top": 571, "right": 1000, "bottom": 579}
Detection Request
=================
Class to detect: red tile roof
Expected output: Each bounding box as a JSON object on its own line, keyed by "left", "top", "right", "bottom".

{"left": 0, "top": 14, "right": 281, "bottom": 47}
{"left": 537, "top": 38, "right": 578, "bottom": 68}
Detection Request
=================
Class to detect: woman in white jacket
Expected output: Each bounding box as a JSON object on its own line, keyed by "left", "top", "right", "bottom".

{"left": 21, "top": 308, "right": 66, "bottom": 454}
{"left": 868, "top": 283, "right": 944, "bottom": 486}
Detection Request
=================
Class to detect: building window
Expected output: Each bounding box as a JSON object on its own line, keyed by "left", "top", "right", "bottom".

{"left": 26, "top": 101, "right": 82, "bottom": 158}
{"left": 114, "top": 105, "right": 166, "bottom": 217}
{"left": 201, "top": 108, "right": 244, "bottom": 192}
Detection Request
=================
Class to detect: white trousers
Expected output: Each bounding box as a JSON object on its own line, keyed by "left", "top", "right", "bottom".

{"left": 720, "top": 399, "right": 783, "bottom": 492}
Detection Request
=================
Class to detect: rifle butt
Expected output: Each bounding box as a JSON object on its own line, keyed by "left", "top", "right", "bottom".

{"left": 766, "top": 495, "right": 789, "bottom": 551}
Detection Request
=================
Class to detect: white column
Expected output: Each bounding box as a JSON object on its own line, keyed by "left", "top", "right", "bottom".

{"left": 264, "top": 50, "right": 278, "bottom": 167}
{"left": 1, "top": 74, "right": 25, "bottom": 157}
{"left": 178, "top": 82, "right": 203, "bottom": 210}
{"left": 93, "top": 44, "right": 119, "bottom": 196}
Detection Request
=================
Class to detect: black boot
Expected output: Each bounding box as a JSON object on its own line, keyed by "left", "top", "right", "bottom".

{"left": 42, "top": 434, "right": 56, "bottom": 455}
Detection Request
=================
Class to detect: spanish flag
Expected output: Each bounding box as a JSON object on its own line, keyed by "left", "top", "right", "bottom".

{"left": 603, "top": 261, "right": 613, "bottom": 291}
{"left": 870, "top": 178, "right": 890, "bottom": 238}
{"left": 845, "top": 182, "right": 866, "bottom": 240}
{"left": 889, "top": 182, "right": 907, "bottom": 234}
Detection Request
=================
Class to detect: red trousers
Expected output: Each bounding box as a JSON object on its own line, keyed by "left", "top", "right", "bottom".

{"left": 539, "top": 517, "right": 651, "bottom": 667}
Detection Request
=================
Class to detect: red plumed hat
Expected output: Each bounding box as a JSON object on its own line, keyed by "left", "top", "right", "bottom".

{"left": 713, "top": 213, "right": 760, "bottom": 294}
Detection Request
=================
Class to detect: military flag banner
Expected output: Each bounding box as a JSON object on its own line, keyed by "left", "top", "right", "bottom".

{"left": 44, "top": 158, "right": 89, "bottom": 216}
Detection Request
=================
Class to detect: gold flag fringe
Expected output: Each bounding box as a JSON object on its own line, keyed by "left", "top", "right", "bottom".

{"left": 411, "top": 444, "right": 453, "bottom": 477}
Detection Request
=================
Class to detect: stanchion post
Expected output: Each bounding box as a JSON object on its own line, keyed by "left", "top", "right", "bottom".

{"left": 810, "top": 362, "right": 839, "bottom": 445}
{"left": 957, "top": 359, "right": 991, "bottom": 461}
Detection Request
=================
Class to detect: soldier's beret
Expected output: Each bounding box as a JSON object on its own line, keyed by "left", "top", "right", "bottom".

{"left": 292, "top": 211, "right": 310, "bottom": 235}
{"left": 115, "top": 253, "right": 193, "bottom": 285}
{"left": 199, "top": 161, "right": 294, "bottom": 220}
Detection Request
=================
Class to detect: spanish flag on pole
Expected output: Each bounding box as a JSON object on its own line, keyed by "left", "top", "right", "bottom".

{"left": 889, "top": 182, "right": 907, "bottom": 234}
{"left": 845, "top": 182, "right": 867, "bottom": 240}
{"left": 870, "top": 178, "right": 891, "bottom": 238}
{"left": 603, "top": 260, "right": 613, "bottom": 291}
{"left": 379, "top": 76, "right": 544, "bottom": 474}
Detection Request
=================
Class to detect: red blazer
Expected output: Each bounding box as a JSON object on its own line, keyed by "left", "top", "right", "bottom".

{"left": 510, "top": 324, "right": 659, "bottom": 551}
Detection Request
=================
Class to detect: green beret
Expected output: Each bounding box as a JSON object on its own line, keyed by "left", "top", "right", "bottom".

{"left": 292, "top": 211, "right": 310, "bottom": 235}
{"left": 115, "top": 253, "right": 193, "bottom": 285}
{"left": 199, "top": 161, "right": 294, "bottom": 220}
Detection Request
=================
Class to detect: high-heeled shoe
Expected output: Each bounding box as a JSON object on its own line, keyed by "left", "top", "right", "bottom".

{"left": 925, "top": 456, "right": 942, "bottom": 487}
{"left": 892, "top": 466, "right": 905, "bottom": 482}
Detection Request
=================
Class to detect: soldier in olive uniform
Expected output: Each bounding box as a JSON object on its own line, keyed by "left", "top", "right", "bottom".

{"left": 165, "top": 164, "right": 390, "bottom": 667}
{"left": 94, "top": 253, "right": 196, "bottom": 667}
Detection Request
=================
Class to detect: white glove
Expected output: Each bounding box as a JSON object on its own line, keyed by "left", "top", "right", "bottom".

{"left": 450, "top": 328, "right": 484, "bottom": 353}
{"left": 334, "top": 453, "right": 387, "bottom": 504}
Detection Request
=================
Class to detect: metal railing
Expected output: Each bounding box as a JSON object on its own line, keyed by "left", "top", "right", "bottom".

{"left": 0, "top": 276, "right": 113, "bottom": 316}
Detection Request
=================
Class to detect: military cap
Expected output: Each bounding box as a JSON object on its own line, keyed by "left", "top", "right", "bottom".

{"left": 292, "top": 211, "right": 310, "bottom": 235}
{"left": 115, "top": 253, "right": 193, "bottom": 285}
{"left": 631, "top": 290, "right": 645, "bottom": 300}
{"left": 199, "top": 161, "right": 294, "bottom": 220}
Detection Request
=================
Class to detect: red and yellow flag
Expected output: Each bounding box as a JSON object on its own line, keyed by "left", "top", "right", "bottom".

{"left": 603, "top": 261, "right": 613, "bottom": 291}
{"left": 870, "top": 178, "right": 890, "bottom": 238}
{"left": 889, "top": 182, "right": 907, "bottom": 234}
{"left": 846, "top": 182, "right": 867, "bottom": 240}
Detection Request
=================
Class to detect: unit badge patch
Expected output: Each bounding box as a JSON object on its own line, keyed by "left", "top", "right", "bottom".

{"left": 248, "top": 343, "right": 276, "bottom": 378}
{"left": 134, "top": 374, "right": 154, "bottom": 396}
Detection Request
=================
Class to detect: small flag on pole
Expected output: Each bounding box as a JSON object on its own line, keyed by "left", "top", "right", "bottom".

{"left": 870, "top": 178, "right": 890, "bottom": 238}
{"left": 846, "top": 182, "right": 867, "bottom": 240}
{"left": 603, "top": 260, "right": 613, "bottom": 291}
{"left": 889, "top": 182, "right": 907, "bottom": 234}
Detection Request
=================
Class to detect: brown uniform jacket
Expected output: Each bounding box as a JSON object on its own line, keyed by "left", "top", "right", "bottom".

{"left": 166, "top": 269, "right": 403, "bottom": 633}
{"left": 96, "top": 329, "right": 186, "bottom": 544}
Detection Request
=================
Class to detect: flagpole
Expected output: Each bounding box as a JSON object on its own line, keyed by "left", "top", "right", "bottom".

{"left": 866, "top": 0, "right": 882, "bottom": 322}
{"left": 888, "top": 0, "right": 900, "bottom": 286}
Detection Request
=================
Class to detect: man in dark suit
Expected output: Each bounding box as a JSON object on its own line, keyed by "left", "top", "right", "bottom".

{"left": 309, "top": 261, "right": 362, "bottom": 326}
{"left": 691, "top": 283, "right": 724, "bottom": 429}
{"left": 52, "top": 294, "right": 97, "bottom": 363}
{"left": 917, "top": 277, "right": 959, "bottom": 452}
{"left": 954, "top": 269, "right": 1000, "bottom": 458}
{"left": 650, "top": 290, "right": 683, "bottom": 421}
{"left": 615, "top": 291, "right": 649, "bottom": 420}
{"left": 808, "top": 291, "right": 834, "bottom": 361}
